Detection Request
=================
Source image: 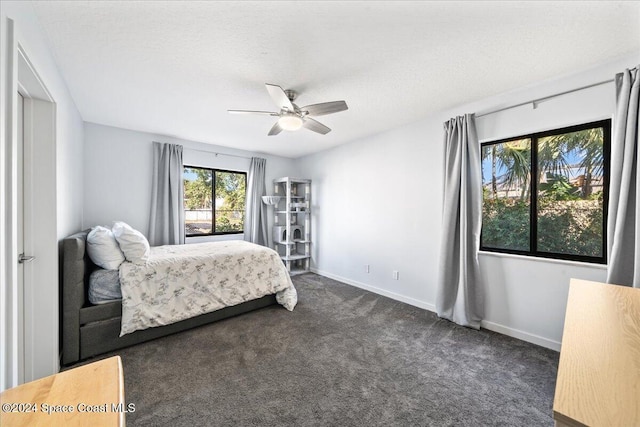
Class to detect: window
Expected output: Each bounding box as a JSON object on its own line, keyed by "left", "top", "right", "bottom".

{"left": 480, "top": 120, "right": 610, "bottom": 263}
{"left": 183, "top": 166, "right": 246, "bottom": 236}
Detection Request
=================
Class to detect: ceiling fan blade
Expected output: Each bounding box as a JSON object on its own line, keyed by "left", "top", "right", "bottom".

{"left": 301, "top": 101, "right": 348, "bottom": 116}
{"left": 228, "top": 110, "right": 278, "bottom": 116}
{"left": 302, "top": 117, "right": 331, "bottom": 135}
{"left": 268, "top": 121, "right": 283, "bottom": 136}
{"left": 265, "top": 83, "right": 294, "bottom": 111}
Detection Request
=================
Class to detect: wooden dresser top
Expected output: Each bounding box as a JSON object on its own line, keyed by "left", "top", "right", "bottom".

{"left": 0, "top": 356, "right": 125, "bottom": 427}
{"left": 553, "top": 279, "right": 640, "bottom": 427}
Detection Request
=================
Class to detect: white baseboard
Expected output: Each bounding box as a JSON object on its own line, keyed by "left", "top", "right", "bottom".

{"left": 310, "top": 268, "right": 561, "bottom": 352}
{"left": 480, "top": 320, "right": 561, "bottom": 351}
{"left": 311, "top": 268, "right": 435, "bottom": 312}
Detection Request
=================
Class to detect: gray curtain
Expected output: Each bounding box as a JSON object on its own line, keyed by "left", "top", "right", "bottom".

{"left": 244, "top": 157, "right": 268, "bottom": 246}
{"left": 148, "top": 142, "right": 184, "bottom": 246}
{"left": 607, "top": 66, "right": 640, "bottom": 288}
{"left": 435, "top": 114, "right": 484, "bottom": 329}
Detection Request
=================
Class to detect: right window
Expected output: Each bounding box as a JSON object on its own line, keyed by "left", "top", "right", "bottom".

{"left": 481, "top": 119, "right": 610, "bottom": 263}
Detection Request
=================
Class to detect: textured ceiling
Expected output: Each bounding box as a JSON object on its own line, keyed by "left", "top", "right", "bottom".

{"left": 31, "top": 1, "right": 640, "bottom": 158}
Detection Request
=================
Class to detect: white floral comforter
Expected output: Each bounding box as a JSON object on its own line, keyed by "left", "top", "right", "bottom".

{"left": 118, "top": 240, "right": 297, "bottom": 336}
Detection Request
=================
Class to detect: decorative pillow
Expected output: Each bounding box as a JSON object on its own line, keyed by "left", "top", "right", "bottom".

{"left": 112, "top": 221, "right": 150, "bottom": 264}
{"left": 88, "top": 268, "right": 122, "bottom": 305}
{"left": 86, "top": 226, "right": 125, "bottom": 270}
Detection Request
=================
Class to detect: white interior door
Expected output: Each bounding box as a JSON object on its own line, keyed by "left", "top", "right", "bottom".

{"left": 17, "top": 48, "right": 57, "bottom": 383}
{"left": 16, "top": 92, "right": 25, "bottom": 385}
{"left": 18, "top": 92, "right": 38, "bottom": 382}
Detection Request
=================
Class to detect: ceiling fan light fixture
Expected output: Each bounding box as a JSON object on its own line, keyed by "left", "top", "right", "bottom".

{"left": 278, "top": 114, "right": 303, "bottom": 131}
{"left": 231, "top": 84, "right": 346, "bottom": 135}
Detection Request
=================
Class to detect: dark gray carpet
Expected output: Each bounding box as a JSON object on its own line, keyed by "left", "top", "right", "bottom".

{"left": 89, "top": 273, "right": 559, "bottom": 426}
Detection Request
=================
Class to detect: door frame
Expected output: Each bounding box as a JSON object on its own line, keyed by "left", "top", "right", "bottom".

{"left": 1, "top": 18, "right": 58, "bottom": 390}
{"left": 18, "top": 45, "right": 58, "bottom": 385}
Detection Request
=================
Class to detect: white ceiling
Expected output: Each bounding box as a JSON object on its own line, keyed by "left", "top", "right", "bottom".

{"left": 31, "top": 1, "right": 640, "bottom": 158}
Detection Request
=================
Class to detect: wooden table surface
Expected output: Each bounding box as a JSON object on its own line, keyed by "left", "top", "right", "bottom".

{"left": 0, "top": 356, "right": 125, "bottom": 427}
{"left": 553, "top": 279, "right": 640, "bottom": 427}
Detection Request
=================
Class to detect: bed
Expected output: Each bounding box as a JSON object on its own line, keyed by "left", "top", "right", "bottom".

{"left": 61, "top": 229, "right": 296, "bottom": 365}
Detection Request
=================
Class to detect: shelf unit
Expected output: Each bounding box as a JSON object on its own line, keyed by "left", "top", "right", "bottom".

{"left": 272, "top": 177, "right": 311, "bottom": 275}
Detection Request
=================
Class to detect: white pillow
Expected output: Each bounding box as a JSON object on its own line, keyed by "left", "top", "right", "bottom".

{"left": 86, "top": 226, "right": 125, "bottom": 270}
{"left": 112, "top": 221, "right": 150, "bottom": 264}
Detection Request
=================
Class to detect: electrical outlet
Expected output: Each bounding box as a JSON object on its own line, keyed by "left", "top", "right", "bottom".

{"left": 393, "top": 270, "right": 399, "bottom": 280}
{"left": 365, "top": 264, "right": 370, "bottom": 273}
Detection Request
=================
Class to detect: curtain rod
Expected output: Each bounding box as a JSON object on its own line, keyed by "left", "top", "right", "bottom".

{"left": 475, "top": 78, "right": 615, "bottom": 118}
{"left": 186, "top": 147, "right": 252, "bottom": 160}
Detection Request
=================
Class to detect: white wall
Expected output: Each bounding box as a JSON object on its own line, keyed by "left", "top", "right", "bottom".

{"left": 1, "top": 1, "right": 84, "bottom": 389}
{"left": 83, "top": 122, "right": 298, "bottom": 241}
{"left": 298, "top": 53, "right": 639, "bottom": 351}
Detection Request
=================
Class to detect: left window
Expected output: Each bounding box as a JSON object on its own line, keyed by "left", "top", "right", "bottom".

{"left": 183, "top": 166, "right": 246, "bottom": 236}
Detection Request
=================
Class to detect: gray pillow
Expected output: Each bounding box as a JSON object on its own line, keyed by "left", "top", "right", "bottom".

{"left": 88, "top": 269, "right": 122, "bottom": 304}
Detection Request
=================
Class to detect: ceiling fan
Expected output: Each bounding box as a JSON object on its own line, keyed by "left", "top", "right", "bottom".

{"left": 228, "top": 83, "right": 348, "bottom": 136}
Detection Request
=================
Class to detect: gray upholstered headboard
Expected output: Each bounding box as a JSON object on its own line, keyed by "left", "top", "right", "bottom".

{"left": 61, "top": 229, "right": 94, "bottom": 364}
